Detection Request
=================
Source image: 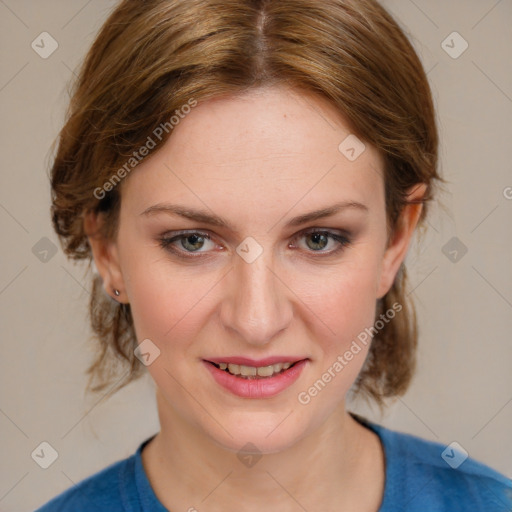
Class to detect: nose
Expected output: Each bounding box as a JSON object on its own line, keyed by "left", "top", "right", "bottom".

{"left": 220, "top": 251, "right": 293, "bottom": 346}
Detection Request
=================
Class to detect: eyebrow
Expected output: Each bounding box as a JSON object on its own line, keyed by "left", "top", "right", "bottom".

{"left": 140, "top": 200, "right": 368, "bottom": 231}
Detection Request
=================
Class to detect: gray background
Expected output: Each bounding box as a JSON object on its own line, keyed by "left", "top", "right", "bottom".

{"left": 0, "top": 0, "right": 511, "bottom": 510}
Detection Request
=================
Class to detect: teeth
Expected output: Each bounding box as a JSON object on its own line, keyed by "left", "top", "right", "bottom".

{"left": 257, "top": 365, "right": 274, "bottom": 377}
{"left": 240, "top": 365, "right": 257, "bottom": 377}
{"left": 216, "top": 361, "right": 296, "bottom": 378}
{"left": 228, "top": 363, "right": 240, "bottom": 375}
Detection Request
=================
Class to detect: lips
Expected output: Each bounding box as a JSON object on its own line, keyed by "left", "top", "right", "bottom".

{"left": 202, "top": 357, "right": 309, "bottom": 398}
{"left": 204, "top": 356, "right": 307, "bottom": 367}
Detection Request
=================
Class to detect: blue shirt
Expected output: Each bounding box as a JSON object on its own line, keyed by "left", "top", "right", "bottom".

{"left": 35, "top": 415, "right": 512, "bottom": 511}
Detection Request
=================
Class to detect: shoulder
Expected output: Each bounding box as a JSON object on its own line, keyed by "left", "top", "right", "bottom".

{"left": 354, "top": 415, "right": 512, "bottom": 512}
{"left": 34, "top": 449, "right": 138, "bottom": 512}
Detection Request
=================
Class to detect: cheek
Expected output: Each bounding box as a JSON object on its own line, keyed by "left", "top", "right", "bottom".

{"left": 118, "top": 234, "right": 228, "bottom": 367}
{"left": 299, "top": 256, "right": 381, "bottom": 345}
{"left": 123, "top": 258, "right": 209, "bottom": 346}
{"left": 290, "top": 251, "right": 383, "bottom": 401}
{"left": 130, "top": 267, "right": 378, "bottom": 346}
{"left": 120, "top": 215, "right": 385, "bottom": 369}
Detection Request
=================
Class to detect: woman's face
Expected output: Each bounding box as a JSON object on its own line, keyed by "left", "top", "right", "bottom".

{"left": 97, "top": 86, "right": 419, "bottom": 453}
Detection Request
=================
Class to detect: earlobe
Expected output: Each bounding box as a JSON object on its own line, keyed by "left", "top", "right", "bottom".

{"left": 376, "top": 183, "right": 427, "bottom": 299}
{"left": 84, "top": 211, "right": 127, "bottom": 303}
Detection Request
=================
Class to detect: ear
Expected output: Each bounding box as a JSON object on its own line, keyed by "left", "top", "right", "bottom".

{"left": 376, "top": 183, "right": 427, "bottom": 299}
{"left": 84, "top": 211, "right": 128, "bottom": 304}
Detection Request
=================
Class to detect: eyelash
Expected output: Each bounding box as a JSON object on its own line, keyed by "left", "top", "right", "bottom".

{"left": 158, "top": 229, "right": 352, "bottom": 260}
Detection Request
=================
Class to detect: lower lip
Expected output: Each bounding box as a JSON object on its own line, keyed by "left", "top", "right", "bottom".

{"left": 203, "top": 360, "right": 308, "bottom": 399}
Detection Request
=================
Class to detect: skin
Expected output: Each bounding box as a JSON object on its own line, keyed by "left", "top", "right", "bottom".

{"left": 86, "top": 85, "right": 426, "bottom": 511}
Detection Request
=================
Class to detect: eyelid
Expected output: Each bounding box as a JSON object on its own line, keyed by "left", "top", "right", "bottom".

{"left": 158, "top": 230, "right": 217, "bottom": 258}
{"left": 158, "top": 228, "right": 352, "bottom": 259}
{"left": 289, "top": 228, "right": 351, "bottom": 253}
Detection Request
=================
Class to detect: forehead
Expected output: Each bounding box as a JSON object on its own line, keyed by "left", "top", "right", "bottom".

{"left": 123, "top": 85, "right": 384, "bottom": 217}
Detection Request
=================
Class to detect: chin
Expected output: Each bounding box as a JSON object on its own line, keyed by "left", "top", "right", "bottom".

{"left": 203, "top": 408, "right": 318, "bottom": 456}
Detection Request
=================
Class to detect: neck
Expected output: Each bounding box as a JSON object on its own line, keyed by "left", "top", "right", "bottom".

{"left": 142, "top": 389, "right": 384, "bottom": 512}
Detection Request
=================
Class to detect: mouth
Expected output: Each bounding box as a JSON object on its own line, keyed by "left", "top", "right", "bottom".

{"left": 202, "top": 356, "right": 309, "bottom": 398}
{"left": 205, "top": 360, "right": 303, "bottom": 379}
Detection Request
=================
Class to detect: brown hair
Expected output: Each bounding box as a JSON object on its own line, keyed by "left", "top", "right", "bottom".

{"left": 50, "top": 0, "right": 443, "bottom": 405}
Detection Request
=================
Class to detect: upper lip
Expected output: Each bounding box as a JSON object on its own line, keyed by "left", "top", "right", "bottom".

{"left": 204, "top": 356, "right": 308, "bottom": 367}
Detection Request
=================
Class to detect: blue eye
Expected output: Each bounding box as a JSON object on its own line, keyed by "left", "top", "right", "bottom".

{"left": 158, "top": 229, "right": 351, "bottom": 260}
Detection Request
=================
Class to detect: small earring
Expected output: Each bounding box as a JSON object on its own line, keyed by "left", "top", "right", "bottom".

{"left": 113, "top": 289, "right": 120, "bottom": 297}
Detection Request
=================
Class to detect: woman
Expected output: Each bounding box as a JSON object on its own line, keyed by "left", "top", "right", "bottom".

{"left": 36, "top": 0, "right": 512, "bottom": 510}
